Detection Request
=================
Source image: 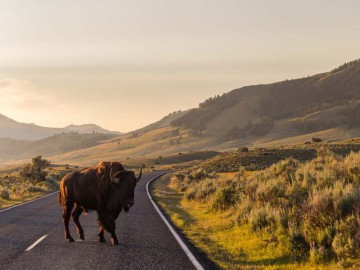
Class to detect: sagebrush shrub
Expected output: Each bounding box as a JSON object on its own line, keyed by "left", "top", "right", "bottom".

{"left": 289, "top": 232, "right": 309, "bottom": 261}
{"left": 211, "top": 186, "right": 238, "bottom": 212}
{"left": 248, "top": 205, "right": 276, "bottom": 234}
{"left": 0, "top": 189, "right": 10, "bottom": 200}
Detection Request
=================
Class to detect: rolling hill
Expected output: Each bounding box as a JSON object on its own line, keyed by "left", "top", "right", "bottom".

{"left": 0, "top": 133, "right": 117, "bottom": 163}
{"left": 172, "top": 59, "right": 360, "bottom": 145}
{"left": 0, "top": 114, "right": 65, "bottom": 140}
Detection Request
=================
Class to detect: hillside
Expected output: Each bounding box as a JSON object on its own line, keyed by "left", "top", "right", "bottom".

{"left": 65, "top": 124, "right": 121, "bottom": 135}
{"left": 0, "top": 114, "right": 120, "bottom": 140}
{"left": 172, "top": 59, "right": 360, "bottom": 146}
{"left": 133, "top": 110, "right": 190, "bottom": 134}
{"left": 0, "top": 133, "right": 116, "bottom": 162}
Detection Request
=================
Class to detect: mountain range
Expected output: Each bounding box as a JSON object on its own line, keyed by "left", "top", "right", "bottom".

{"left": 0, "top": 114, "right": 121, "bottom": 140}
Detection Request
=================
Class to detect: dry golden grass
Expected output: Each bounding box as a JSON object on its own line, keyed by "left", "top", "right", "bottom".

{"left": 0, "top": 192, "right": 51, "bottom": 209}
{"left": 21, "top": 127, "right": 208, "bottom": 166}
{"left": 0, "top": 165, "right": 68, "bottom": 209}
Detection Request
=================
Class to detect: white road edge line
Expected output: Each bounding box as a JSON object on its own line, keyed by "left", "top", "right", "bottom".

{"left": 0, "top": 191, "right": 59, "bottom": 214}
{"left": 25, "top": 235, "right": 48, "bottom": 252}
{"left": 146, "top": 173, "right": 205, "bottom": 270}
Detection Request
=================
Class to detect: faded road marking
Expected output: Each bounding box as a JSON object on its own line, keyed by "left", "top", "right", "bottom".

{"left": 25, "top": 235, "right": 48, "bottom": 252}
{"left": 146, "top": 174, "right": 205, "bottom": 270}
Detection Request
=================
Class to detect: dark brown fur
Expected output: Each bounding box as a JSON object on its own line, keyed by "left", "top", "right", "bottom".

{"left": 59, "top": 161, "right": 140, "bottom": 245}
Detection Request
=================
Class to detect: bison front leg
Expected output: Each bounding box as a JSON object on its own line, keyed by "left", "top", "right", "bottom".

{"left": 62, "top": 201, "right": 75, "bottom": 242}
{"left": 72, "top": 205, "right": 84, "bottom": 240}
{"left": 109, "top": 227, "right": 119, "bottom": 246}
{"left": 98, "top": 227, "right": 106, "bottom": 243}
{"left": 98, "top": 212, "right": 119, "bottom": 246}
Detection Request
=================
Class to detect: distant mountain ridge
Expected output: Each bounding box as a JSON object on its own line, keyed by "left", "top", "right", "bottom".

{"left": 0, "top": 114, "right": 121, "bottom": 140}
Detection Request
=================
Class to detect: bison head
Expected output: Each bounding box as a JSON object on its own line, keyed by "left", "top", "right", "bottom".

{"left": 109, "top": 165, "right": 143, "bottom": 212}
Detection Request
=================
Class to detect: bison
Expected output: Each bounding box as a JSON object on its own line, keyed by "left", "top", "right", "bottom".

{"left": 59, "top": 161, "right": 142, "bottom": 245}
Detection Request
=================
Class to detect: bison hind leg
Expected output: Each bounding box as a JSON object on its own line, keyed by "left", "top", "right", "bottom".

{"left": 72, "top": 205, "right": 85, "bottom": 240}
{"left": 62, "top": 201, "right": 75, "bottom": 242}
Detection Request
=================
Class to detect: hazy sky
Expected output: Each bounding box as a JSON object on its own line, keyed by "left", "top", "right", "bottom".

{"left": 0, "top": 0, "right": 359, "bottom": 132}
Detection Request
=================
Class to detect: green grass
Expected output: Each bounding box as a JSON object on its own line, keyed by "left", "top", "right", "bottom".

{"left": 151, "top": 174, "right": 291, "bottom": 269}
{"left": 151, "top": 173, "right": 360, "bottom": 269}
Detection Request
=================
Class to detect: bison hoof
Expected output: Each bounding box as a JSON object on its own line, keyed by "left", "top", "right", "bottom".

{"left": 111, "top": 239, "right": 119, "bottom": 246}
{"left": 99, "top": 237, "right": 106, "bottom": 243}
{"left": 68, "top": 237, "right": 75, "bottom": 243}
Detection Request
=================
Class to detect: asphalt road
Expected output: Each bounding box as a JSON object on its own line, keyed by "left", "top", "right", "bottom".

{"left": 0, "top": 172, "right": 199, "bottom": 270}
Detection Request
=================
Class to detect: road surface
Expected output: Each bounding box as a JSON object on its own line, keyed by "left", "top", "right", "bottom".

{"left": 0, "top": 172, "right": 204, "bottom": 270}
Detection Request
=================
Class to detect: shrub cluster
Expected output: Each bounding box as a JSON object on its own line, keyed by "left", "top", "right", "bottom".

{"left": 19, "top": 156, "right": 50, "bottom": 184}
{"left": 177, "top": 149, "right": 360, "bottom": 264}
{"left": 0, "top": 157, "right": 64, "bottom": 205}
{"left": 234, "top": 150, "right": 360, "bottom": 263}
{"left": 171, "top": 168, "right": 220, "bottom": 203}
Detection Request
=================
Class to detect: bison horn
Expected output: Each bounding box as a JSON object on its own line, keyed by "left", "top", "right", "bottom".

{"left": 110, "top": 167, "right": 120, "bottom": 184}
{"left": 137, "top": 166, "right": 143, "bottom": 182}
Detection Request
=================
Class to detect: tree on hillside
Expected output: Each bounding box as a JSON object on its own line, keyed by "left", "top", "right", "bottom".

{"left": 19, "top": 156, "right": 50, "bottom": 183}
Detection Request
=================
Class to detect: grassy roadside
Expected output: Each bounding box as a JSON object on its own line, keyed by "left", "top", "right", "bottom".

{"left": 151, "top": 173, "right": 359, "bottom": 270}
{"left": 0, "top": 161, "right": 69, "bottom": 210}
{"left": 0, "top": 191, "right": 57, "bottom": 209}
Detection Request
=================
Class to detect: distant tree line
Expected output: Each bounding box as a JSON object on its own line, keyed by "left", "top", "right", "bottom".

{"left": 255, "top": 60, "right": 360, "bottom": 122}
{"left": 172, "top": 92, "right": 238, "bottom": 132}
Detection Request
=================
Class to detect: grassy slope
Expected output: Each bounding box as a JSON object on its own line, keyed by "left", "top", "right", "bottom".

{"left": 171, "top": 60, "right": 360, "bottom": 149}
{"left": 0, "top": 133, "right": 117, "bottom": 163}
{"left": 151, "top": 174, "right": 357, "bottom": 270}
{"left": 207, "top": 102, "right": 360, "bottom": 152}
{"left": 0, "top": 127, "right": 218, "bottom": 167}
{"left": 133, "top": 110, "right": 190, "bottom": 134}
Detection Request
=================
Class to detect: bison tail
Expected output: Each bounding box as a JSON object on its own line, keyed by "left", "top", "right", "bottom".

{"left": 58, "top": 190, "right": 63, "bottom": 205}
{"left": 59, "top": 179, "right": 67, "bottom": 206}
